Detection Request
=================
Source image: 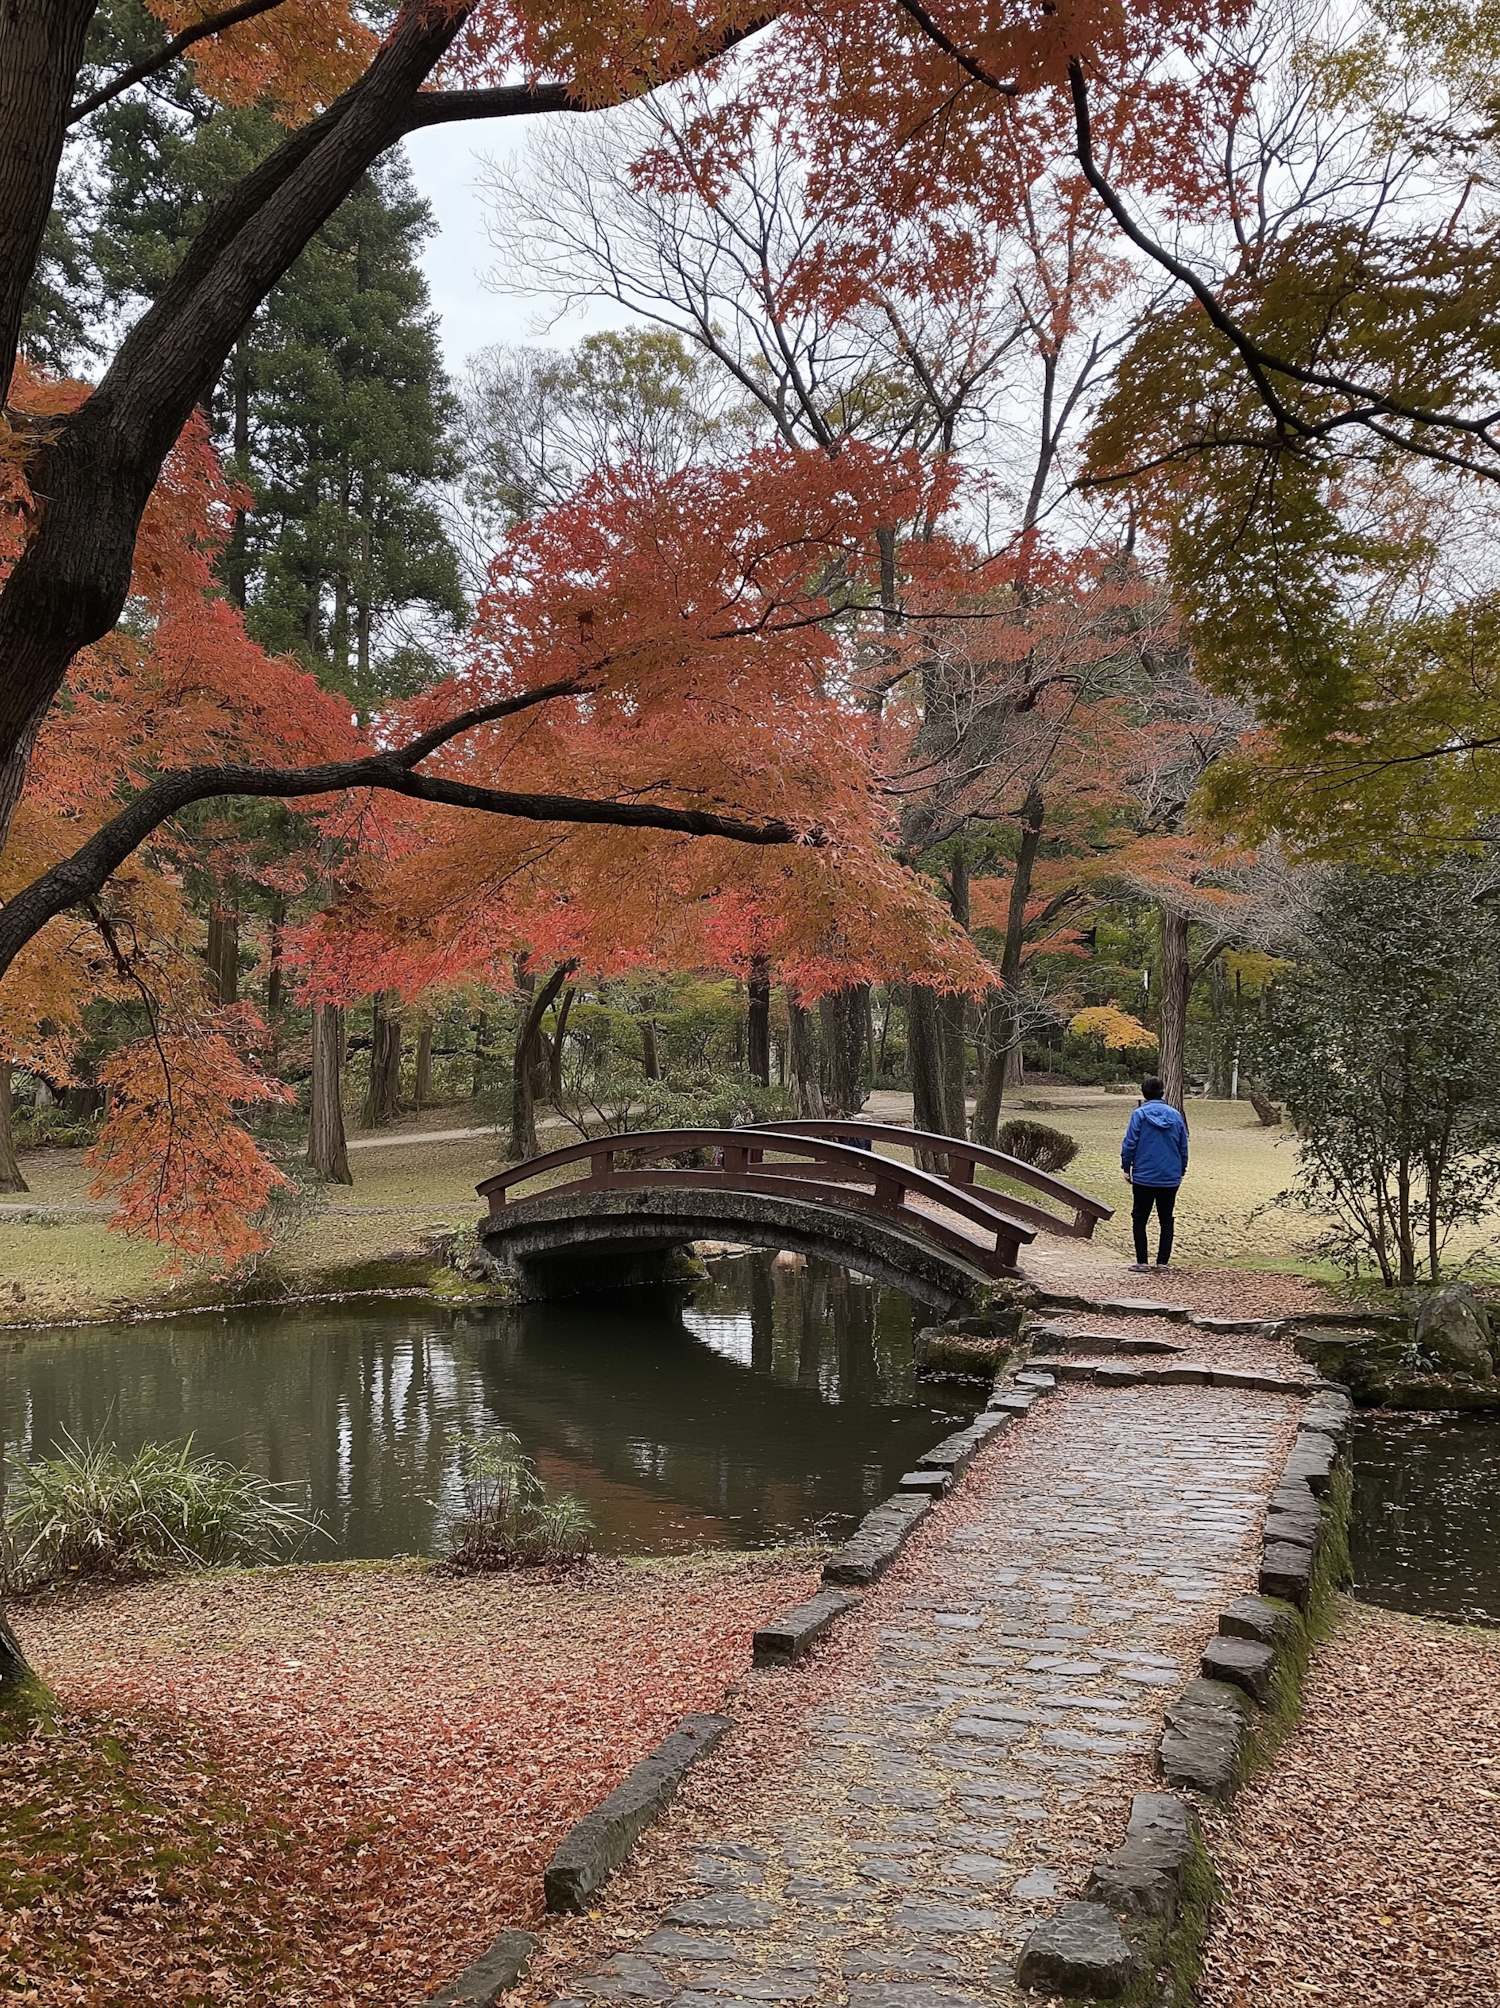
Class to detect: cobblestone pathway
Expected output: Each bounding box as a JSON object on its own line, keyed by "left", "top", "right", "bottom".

{"left": 549, "top": 1385, "right": 1297, "bottom": 2006}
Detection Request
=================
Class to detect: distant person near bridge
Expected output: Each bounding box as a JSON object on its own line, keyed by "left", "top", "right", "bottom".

{"left": 1120, "top": 1077, "right": 1190, "bottom": 1273}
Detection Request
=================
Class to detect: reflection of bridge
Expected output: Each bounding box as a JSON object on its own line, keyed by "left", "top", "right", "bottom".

{"left": 475, "top": 1120, "right": 1113, "bottom": 1312}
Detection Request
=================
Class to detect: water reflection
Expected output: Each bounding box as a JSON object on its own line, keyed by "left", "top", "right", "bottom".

{"left": 0, "top": 1254, "right": 974, "bottom": 1560}
{"left": 1352, "top": 1415, "right": 1500, "bottom": 1625}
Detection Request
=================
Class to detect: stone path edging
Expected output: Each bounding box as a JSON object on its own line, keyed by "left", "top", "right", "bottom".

{"left": 428, "top": 1929, "right": 541, "bottom": 2007}
{"left": 1001, "top": 1390, "right": 1355, "bottom": 2000}
{"left": 546, "top": 1715, "right": 736, "bottom": 1915}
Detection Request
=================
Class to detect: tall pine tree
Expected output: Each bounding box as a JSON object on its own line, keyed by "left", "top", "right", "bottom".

{"left": 27, "top": 0, "right": 466, "bottom": 713}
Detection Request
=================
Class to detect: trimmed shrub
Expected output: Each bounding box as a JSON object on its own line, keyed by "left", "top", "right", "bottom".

{"left": 994, "top": 1118, "right": 1079, "bottom": 1174}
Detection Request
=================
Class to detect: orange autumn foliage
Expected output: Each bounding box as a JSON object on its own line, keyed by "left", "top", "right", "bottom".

{"left": 86, "top": 1010, "right": 295, "bottom": 1269}
{"left": 2, "top": 364, "right": 356, "bottom": 1263}
{"left": 293, "top": 446, "right": 991, "bottom": 1007}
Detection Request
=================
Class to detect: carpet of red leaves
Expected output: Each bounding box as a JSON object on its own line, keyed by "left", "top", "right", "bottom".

{"left": 1199, "top": 1599, "right": 1500, "bottom": 2007}
{"left": 1, "top": 1555, "right": 818, "bottom": 2006}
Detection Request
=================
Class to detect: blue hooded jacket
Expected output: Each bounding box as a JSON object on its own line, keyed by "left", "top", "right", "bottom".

{"left": 1121, "top": 1099, "right": 1190, "bottom": 1188}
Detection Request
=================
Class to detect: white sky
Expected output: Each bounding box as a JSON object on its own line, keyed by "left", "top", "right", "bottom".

{"left": 403, "top": 123, "right": 639, "bottom": 377}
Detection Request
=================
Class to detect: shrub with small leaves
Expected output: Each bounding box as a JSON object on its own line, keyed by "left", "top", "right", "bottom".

{"left": 441, "top": 1431, "right": 594, "bottom": 1572}
{"left": 994, "top": 1118, "right": 1079, "bottom": 1174}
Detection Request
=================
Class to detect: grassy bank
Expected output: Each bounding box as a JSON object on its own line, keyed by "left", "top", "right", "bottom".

{"left": 0, "top": 1108, "right": 508, "bottom": 1326}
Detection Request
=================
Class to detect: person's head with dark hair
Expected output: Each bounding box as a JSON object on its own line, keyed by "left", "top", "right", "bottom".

{"left": 1141, "top": 1077, "right": 1164, "bottom": 1100}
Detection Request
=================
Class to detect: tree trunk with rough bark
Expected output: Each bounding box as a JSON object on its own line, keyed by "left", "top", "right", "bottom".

{"left": 939, "top": 990, "right": 967, "bottom": 1135}
{"left": 510, "top": 962, "right": 574, "bottom": 1159}
{"left": 0, "top": 1064, "right": 28, "bottom": 1193}
{"left": 308, "top": 1004, "right": 351, "bottom": 1183}
{"left": 362, "top": 991, "right": 402, "bottom": 1127}
{"left": 818, "top": 984, "right": 867, "bottom": 1115}
{"left": 205, "top": 901, "right": 239, "bottom": 1004}
{"left": 746, "top": 957, "right": 771, "bottom": 1086}
{"left": 640, "top": 1017, "right": 660, "bottom": 1079}
{"left": 787, "top": 1000, "right": 825, "bottom": 1116}
{"left": 1158, "top": 906, "right": 1190, "bottom": 1111}
{"left": 548, "top": 986, "right": 574, "bottom": 1101}
{"left": 907, "top": 984, "right": 958, "bottom": 1171}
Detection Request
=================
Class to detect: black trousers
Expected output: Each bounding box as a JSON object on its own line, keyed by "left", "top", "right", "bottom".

{"left": 1131, "top": 1183, "right": 1178, "bottom": 1265}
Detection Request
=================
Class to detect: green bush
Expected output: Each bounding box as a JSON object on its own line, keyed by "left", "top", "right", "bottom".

{"left": 1, "top": 1434, "right": 318, "bottom": 1593}
{"left": 994, "top": 1118, "right": 1079, "bottom": 1173}
{"left": 440, "top": 1431, "right": 593, "bottom": 1572}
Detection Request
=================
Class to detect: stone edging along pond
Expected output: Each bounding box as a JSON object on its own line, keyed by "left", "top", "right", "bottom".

{"left": 431, "top": 1300, "right": 1354, "bottom": 2007}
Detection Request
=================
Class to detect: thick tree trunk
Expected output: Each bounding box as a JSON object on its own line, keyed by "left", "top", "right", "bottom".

{"left": 939, "top": 990, "right": 967, "bottom": 1133}
{"left": 973, "top": 788, "right": 1044, "bottom": 1145}
{"left": 787, "top": 1000, "right": 825, "bottom": 1117}
{"left": 746, "top": 957, "right": 771, "bottom": 1086}
{"left": 308, "top": 1004, "right": 352, "bottom": 1183}
{"left": 1158, "top": 906, "right": 1190, "bottom": 1111}
{"left": 640, "top": 1017, "right": 660, "bottom": 1079}
{"left": 0, "top": 1064, "right": 29, "bottom": 1193}
{"left": 413, "top": 1021, "right": 433, "bottom": 1110}
{"left": 548, "top": 986, "right": 574, "bottom": 1101}
{"left": 0, "top": 0, "right": 96, "bottom": 397}
{"left": 818, "top": 984, "right": 867, "bottom": 1115}
{"left": 908, "top": 984, "right": 943, "bottom": 1132}
{"left": 908, "top": 983, "right": 958, "bottom": 1170}
{"left": 509, "top": 961, "right": 574, "bottom": 1159}
{"left": 362, "top": 991, "right": 402, "bottom": 1127}
{"left": 971, "top": 995, "right": 1008, "bottom": 1149}
{"left": 205, "top": 901, "right": 239, "bottom": 1004}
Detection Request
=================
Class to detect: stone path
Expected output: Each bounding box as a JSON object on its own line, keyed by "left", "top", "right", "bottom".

{"left": 547, "top": 1384, "right": 1298, "bottom": 2006}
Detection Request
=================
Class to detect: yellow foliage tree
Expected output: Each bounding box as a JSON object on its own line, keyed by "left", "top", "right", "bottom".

{"left": 1069, "top": 1003, "right": 1157, "bottom": 1052}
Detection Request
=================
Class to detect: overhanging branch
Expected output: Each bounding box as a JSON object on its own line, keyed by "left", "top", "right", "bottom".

{"left": 68, "top": 0, "right": 293, "bottom": 124}
{"left": 0, "top": 689, "right": 813, "bottom": 984}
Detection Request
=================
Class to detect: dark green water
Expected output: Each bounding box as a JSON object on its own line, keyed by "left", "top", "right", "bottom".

{"left": 1352, "top": 1415, "right": 1500, "bottom": 1625}
{"left": 0, "top": 1254, "right": 974, "bottom": 1559}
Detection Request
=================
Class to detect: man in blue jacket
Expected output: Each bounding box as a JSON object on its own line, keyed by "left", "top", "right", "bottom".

{"left": 1120, "top": 1076, "right": 1190, "bottom": 1272}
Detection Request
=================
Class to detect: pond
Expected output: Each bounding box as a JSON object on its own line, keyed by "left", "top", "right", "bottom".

{"left": 0, "top": 1253, "right": 977, "bottom": 1561}
{"left": 1352, "top": 1413, "right": 1500, "bottom": 1626}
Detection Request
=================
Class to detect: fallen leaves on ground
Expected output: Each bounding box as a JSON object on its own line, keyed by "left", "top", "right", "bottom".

{"left": 1199, "top": 1599, "right": 1500, "bottom": 2008}
{"left": 1024, "top": 1247, "right": 1338, "bottom": 1322}
{"left": 2, "top": 1554, "right": 818, "bottom": 2006}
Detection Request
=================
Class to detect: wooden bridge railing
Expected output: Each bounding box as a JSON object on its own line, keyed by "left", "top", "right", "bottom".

{"left": 752, "top": 1119, "right": 1113, "bottom": 1240}
{"left": 477, "top": 1127, "right": 1048, "bottom": 1278}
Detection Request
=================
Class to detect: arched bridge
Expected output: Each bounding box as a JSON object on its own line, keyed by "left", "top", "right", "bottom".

{"left": 474, "top": 1119, "right": 1113, "bottom": 1312}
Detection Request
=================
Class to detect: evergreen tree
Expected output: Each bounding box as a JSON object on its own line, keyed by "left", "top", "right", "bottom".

{"left": 244, "top": 161, "right": 465, "bottom": 716}
{"left": 23, "top": 0, "right": 465, "bottom": 714}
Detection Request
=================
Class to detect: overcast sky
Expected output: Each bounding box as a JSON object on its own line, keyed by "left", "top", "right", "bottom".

{"left": 404, "top": 123, "right": 638, "bottom": 376}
